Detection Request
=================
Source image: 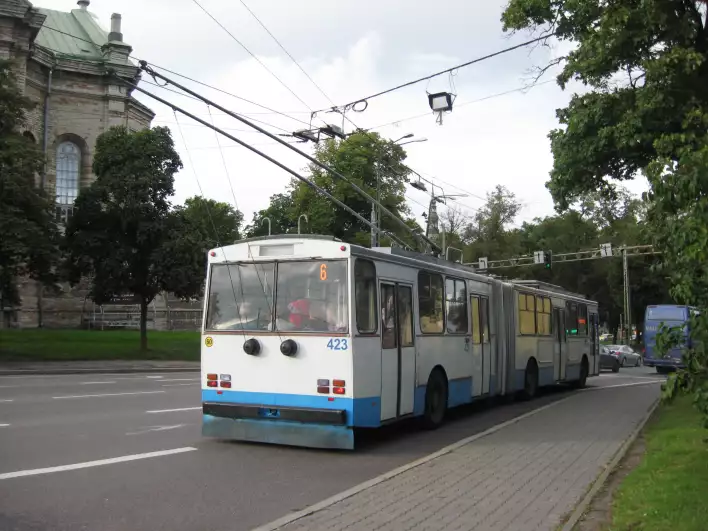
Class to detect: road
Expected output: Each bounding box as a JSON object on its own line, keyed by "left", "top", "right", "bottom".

{"left": 0, "top": 367, "right": 663, "bottom": 531}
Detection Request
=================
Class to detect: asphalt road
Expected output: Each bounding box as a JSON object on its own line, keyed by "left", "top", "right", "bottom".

{"left": 0, "top": 366, "right": 664, "bottom": 531}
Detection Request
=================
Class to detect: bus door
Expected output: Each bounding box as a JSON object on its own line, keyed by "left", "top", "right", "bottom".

{"left": 379, "top": 282, "right": 415, "bottom": 421}
{"left": 469, "top": 295, "right": 484, "bottom": 396}
{"left": 553, "top": 308, "right": 567, "bottom": 380}
{"left": 589, "top": 313, "right": 599, "bottom": 374}
{"left": 480, "top": 297, "right": 491, "bottom": 394}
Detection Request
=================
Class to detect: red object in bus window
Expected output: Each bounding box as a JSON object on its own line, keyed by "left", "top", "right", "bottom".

{"left": 288, "top": 299, "right": 310, "bottom": 328}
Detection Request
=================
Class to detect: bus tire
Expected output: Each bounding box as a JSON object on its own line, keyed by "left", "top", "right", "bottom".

{"left": 520, "top": 359, "right": 539, "bottom": 400}
{"left": 574, "top": 356, "right": 589, "bottom": 389}
{"left": 422, "top": 369, "right": 447, "bottom": 430}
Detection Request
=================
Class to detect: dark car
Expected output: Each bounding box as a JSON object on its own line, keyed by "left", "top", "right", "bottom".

{"left": 600, "top": 346, "right": 620, "bottom": 372}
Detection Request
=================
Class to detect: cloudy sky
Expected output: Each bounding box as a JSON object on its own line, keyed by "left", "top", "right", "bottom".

{"left": 41, "top": 0, "right": 647, "bottom": 230}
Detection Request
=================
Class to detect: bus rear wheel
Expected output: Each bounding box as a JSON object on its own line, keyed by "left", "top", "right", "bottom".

{"left": 520, "top": 359, "right": 539, "bottom": 400}
{"left": 575, "top": 357, "right": 589, "bottom": 389}
{"left": 422, "top": 369, "right": 448, "bottom": 430}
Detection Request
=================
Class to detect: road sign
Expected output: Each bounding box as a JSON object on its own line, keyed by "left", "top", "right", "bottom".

{"left": 534, "top": 251, "right": 544, "bottom": 264}
{"left": 478, "top": 257, "right": 488, "bottom": 270}
{"left": 600, "top": 243, "right": 612, "bottom": 257}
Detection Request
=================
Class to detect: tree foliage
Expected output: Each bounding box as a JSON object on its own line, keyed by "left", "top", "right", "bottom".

{"left": 63, "top": 126, "right": 185, "bottom": 350}
{"left": 502, "top": 0, "right": 708, "bottom": 424}
{"left": 246, "top": 132, "right": 421, "bottom": 247}
{"left": 0, "top": 59, "right": 59, "bottom": 311}
{"left": 457, "top": 185, "right": 670, "bottom": 337}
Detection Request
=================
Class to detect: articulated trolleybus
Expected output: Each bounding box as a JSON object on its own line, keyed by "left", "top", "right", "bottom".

{"left": 201, "top": 235, "right": 600, "bottom": 450}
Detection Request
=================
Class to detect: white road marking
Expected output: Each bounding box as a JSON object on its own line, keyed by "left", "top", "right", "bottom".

{"left": 0, "top": 447, "right": 197, "bottom": 480}
{"left": 162, "top": 383, "right": 196, "bottom": 387}
{"left": 126, "top": 424, "right": 186, "bottom": 435}
{"left": 156, "top": 378, "right": 199, "bottom": 382}
{"left": 53, "top": 391, "right": 165, "bottom": 400}
{"left": 584, "top": 381, "right": 662, "bottom": 391}
{"left": 0, "top": 399, "right": 14, "bottom": 403}
{"left": 0, "top": 424, "right": 9, "bottom": 427}
{"left": 146, "top": 406, "right": 200, "bottom": 414}
{"left": 80, "top": 381, "right": 117, "bottom": 385}
{"left": 146, "top": 376, "right": 164, "bottom": 379}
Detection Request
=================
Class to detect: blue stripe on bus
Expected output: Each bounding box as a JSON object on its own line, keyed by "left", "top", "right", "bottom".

{"left": 412, "top": 377, "right": 473, "bottom": 415}
{"left": 448, "top": 377, "right": 472, "bottom": 407}
{"left": 565, "top": 364, "right": 580, "bottom": 381}
{"left": 538, "top": 366, "right": 555, "bottom": 386}
{"left": 201, "top": 390, "right": 381, "bottom": 428}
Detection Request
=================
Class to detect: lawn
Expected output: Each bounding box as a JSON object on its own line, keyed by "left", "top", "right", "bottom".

{"left": 0, "top": 329, "right": 200, "bottom": 361}
{"left": 610, "top": 395, "right": 708, "bottom": 531}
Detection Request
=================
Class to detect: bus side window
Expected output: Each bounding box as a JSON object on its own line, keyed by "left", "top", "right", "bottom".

{"left": 470, "top": 296, "right": 481, "bottom": 344}
{"left": 419, "top": 271, "right": 444, "bottom": 334}
{"left": 518, "top": 293, "right": 536, "bottom": 335}
{"left": 355, "top": 259, "right": 377, "bottom": 334}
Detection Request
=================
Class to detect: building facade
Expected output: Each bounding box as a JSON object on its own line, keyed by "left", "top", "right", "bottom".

{"left": 1, "top": 0, "right": 162, "bottom": 328}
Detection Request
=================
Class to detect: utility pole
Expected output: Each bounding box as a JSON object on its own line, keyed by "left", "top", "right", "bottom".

{"left": 622, "top": 246, "right": 631, "bottom": 345}
{"left": 371, "top": 162, "right": 381, "bottom": 247}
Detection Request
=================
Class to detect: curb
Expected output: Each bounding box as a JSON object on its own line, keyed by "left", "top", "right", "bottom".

{"left": 0, "top": 367, "right": 199, "bottom": 376}
{"left": 251, "top": 393, "right": 576, "bottom": 531}
{"left": 559, "top": 397, "right": 660, "bottom": 531}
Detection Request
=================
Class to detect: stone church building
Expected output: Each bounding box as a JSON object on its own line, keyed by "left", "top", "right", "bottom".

{"left": 1, "top": 0, "right": 201, "bottom": 330}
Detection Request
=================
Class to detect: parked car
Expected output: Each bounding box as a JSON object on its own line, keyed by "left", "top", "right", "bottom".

{"left": 599, "top": 333, "right": 613, "bottom": 342}
{"left": 600, "top": 346, "right": 621, "bottom": 372}
{"left": 605, "top": 344, "right": 643, "bottom": 367}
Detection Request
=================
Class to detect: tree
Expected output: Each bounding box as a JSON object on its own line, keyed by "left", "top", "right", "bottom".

{"left": 502, "top": 0, "right": 708, "bottom": 424}
{"left": 180, "top": 196, "right": 242, "bottom": 248}
{"left": 63, "top": 126, "right": 186, "bottom": 351}
{"left": 246, "top": 132, "right": 421, "bottom": 247}
{"left": 462, "top": 185, "right": 523, "bottom": 261}
{"left": 0, "top": 59, "right": 59, "bottom": 317}
{"left": 159, "top": 196, "right": 244, "bottom": 300}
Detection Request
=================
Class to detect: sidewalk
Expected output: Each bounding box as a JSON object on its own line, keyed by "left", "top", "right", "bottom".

{"left": 259, "top": 381, "right": 660, "bottom": 531}
{"left": 0, "top": 360, "right": 200, "bottom": 375}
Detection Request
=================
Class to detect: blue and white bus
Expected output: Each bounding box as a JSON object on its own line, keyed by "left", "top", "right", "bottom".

{"left": 643, "top": 304, "right": 697, "bottom": 373}
{"left": 200, "top": 235, "right": 600, "bottom": 449}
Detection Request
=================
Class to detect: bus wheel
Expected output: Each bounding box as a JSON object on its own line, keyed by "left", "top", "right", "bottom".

{"left": 520, "top": 359, "right": 538, "bottom": 400}
{"left": 423, "top": 369, "right": 447, "bottom": 430}
{"left": 657, "top": 366, "right": 669, "bottom": 375}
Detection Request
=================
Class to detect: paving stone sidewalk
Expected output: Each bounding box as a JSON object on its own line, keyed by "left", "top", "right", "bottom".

{"left": 272, "top": 383, "right": 660, "bottom": 531}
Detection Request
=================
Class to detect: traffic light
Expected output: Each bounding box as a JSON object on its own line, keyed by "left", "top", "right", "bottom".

{"left": 543, "top": 250, "right": 552, "bottom": 269}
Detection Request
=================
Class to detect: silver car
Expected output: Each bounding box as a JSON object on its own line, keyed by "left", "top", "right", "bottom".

{"left": 605, "top": 345, "right": 642, "bottom": 367}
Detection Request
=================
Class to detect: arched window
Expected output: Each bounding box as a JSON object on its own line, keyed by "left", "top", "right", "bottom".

{"left": 56, "top": 141, "right": 80, "bottom": 205}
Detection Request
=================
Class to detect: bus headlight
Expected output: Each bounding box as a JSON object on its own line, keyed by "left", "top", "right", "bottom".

{"left": 243, "top": 338, "right": 261, "bottom": 356}
{"left": 280, "top": 339, "right": 298, "bottom": 357}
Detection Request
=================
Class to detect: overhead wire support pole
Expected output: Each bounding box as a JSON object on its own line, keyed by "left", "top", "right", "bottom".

{"left": 136, "top": 62, "right": 441, "bottom": 255}
{"left": 111, "top": 74, "right": 408, "bottom": 249}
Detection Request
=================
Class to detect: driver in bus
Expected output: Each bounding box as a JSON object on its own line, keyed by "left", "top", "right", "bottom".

{"left": 287, "top": 298, "right": 312, "bottom": 330}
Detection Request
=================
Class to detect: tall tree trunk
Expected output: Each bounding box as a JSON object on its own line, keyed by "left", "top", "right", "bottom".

{"left": 140, "top": 297, "right": 148, "bottom": 352}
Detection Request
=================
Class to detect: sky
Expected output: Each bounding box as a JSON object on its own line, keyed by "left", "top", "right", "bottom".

{"left": 39, "top": 0, "right": 648, "bottom": 231}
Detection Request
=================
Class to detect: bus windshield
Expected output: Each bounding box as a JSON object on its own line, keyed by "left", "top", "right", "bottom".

{"left": 206, "top": 263, "right": 275, "bottom": 331}
{"left": 205, "top": 260, "right": 348, "bottom": 332}
{"left": 645, "top": 306, "right": 687, "bottom": 323}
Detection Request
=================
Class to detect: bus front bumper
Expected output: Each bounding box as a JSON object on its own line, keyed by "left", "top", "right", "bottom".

{"left": 643, "top": 358, "right": 684, "bottom": 369}
{"left": 202, "top": 402, "right": 354, "bottom": 450}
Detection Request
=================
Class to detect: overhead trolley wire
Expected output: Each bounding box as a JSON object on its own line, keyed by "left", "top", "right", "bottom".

{"left": 190, "top": 0, "right": 314, "bottom": 113}
{"left": 313, "top": 34, "right": 557, "bottom": 114}
{"left": 111, "top": 72, "right": 411, "bottom": 250}
{"left": 235, "top": 0, "right": 335, "bottom": 107}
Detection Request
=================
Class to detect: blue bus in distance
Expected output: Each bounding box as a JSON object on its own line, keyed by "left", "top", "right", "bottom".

{"left": 643, "top": 305, "right": 697, "bottom": 374}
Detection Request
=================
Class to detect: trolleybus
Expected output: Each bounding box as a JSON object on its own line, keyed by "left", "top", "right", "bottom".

{"left": 201, "top": 235, "right": 600, "bottom": 449}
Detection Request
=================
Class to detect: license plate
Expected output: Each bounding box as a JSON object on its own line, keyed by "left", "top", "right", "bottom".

{"left": 258, "top": 408, "right": 280, "bottom": 418}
